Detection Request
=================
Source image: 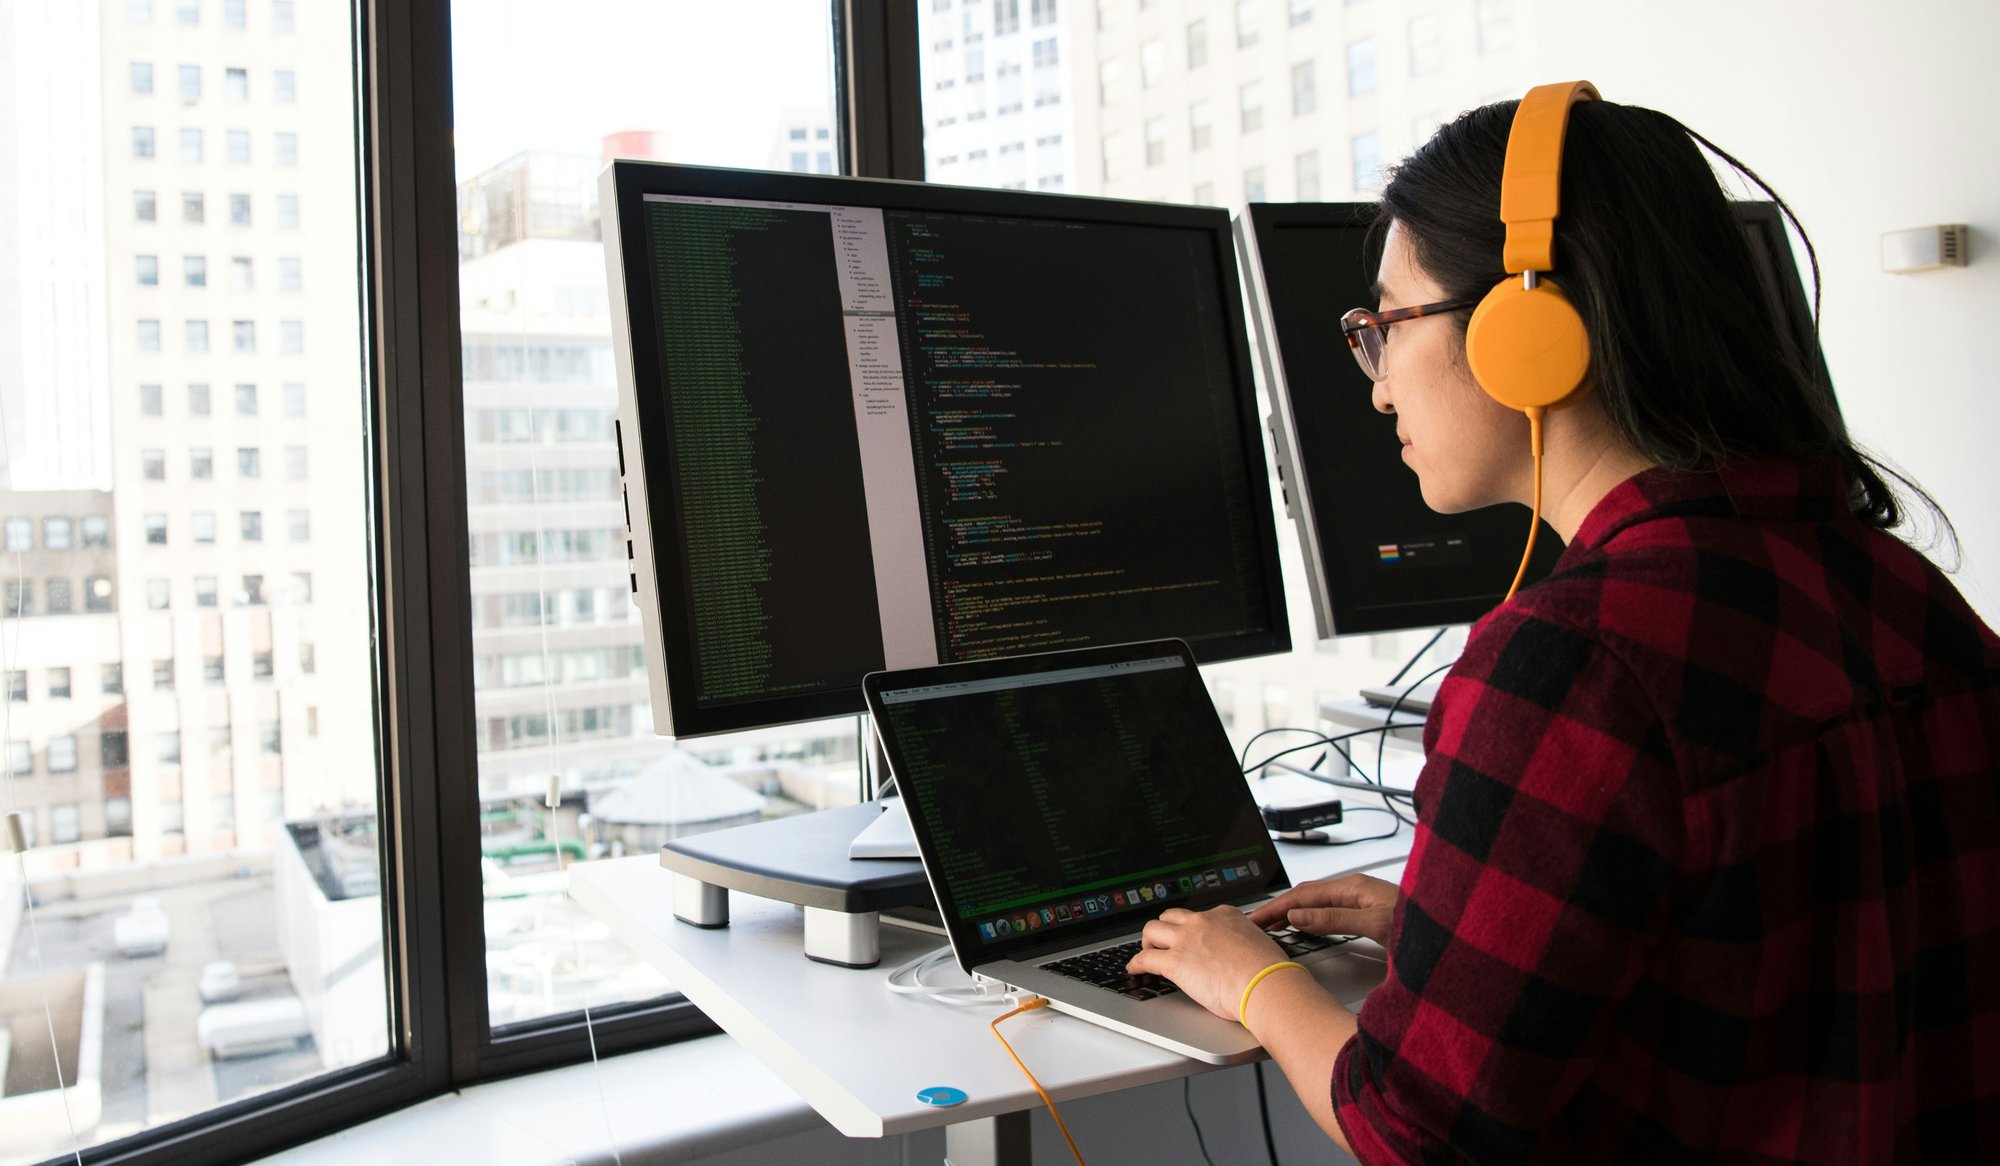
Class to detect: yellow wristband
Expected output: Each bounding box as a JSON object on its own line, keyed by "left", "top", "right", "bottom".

{"left": 1238, "top": 961, "right": 1308, "bottom": 1027}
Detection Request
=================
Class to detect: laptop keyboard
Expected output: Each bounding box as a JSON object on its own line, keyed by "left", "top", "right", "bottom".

{"left": 1038, "top": 929, "right": 1356, "bottom": 1000}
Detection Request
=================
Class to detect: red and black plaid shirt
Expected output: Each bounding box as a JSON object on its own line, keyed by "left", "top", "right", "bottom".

{"left": 1333, "top": 458, "right": 2000, "bottom": 1164}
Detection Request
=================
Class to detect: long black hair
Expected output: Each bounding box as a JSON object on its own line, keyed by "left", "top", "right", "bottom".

{"left": 1375, "top": 98, "right": 1954, "bottom": 552}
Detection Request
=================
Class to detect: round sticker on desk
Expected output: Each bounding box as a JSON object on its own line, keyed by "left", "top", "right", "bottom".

{"left": 916, "top": 1086, "right": 968, "bottom": 1108}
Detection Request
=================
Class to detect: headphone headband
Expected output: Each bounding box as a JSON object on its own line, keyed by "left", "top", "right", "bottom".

{"left": 1499, "top": 81, "right": 1599, "bottom": 274}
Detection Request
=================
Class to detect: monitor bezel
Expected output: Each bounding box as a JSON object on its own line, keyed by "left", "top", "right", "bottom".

{"left": 603, "top": 161, "right": 1292, "bottom": 738}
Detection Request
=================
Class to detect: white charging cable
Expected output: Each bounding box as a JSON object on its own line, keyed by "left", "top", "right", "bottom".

{"left": 883, "top": 945, "right": 1024, "bottom": 1008}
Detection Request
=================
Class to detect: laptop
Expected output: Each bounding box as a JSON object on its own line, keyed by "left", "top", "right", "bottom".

{"left": 862, "top": 639, "right": 1388, "bottom": 1064}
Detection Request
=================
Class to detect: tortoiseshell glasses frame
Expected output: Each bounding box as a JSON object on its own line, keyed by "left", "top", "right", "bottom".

{"left": 1339, "top": 300, "right": 1480, "bottom": 382}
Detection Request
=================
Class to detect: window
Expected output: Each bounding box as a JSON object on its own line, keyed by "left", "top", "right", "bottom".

{"left": 273, "top": 68, "right": 296, "bottom": 102}
{"left": 51, "top": 804, "right": 81, "bottom": 844}
{"left": 285, "top": 446, "right": 307, "bottom": 479}
{"left": 1296, "top": 148, "right": 1322, "bottom": 200}
{"left": 148, "top": 578, "right": 172, "bottom": 609}
{"left": 1476, "top": 0, "right": 1514, "bottom": 53}
{"left": 103, "top": 731, "right": 130, "bottom": 769}
{"left": 1292, "top": 59, "right": 1317, "bottom": 116}
{"left": 86, "top": 576, "right": 115, "bottom": 612}
{"left": 177, "top": 0, "right": 198, "bottom": 24}
{"left": 45, "top": 578, "right": 74, "bottom": 615}
{"left": 204, "top": 655, "right": 226, "bottom": 684}
{"left": 184, "top": 254, "right": 207, "bottom": 286}
{"left": 288, "top": 508, "right": 311, "bottom": 541}
{"left": 1352, "top": 129, "right": 1383, "bottom": 191}
{"left": 156, "top": 731, "right": 180, "bottom": 765}
{"left": 1144, "top": 117, "right": 1167, "bottom": 166}
{"left": 233, "top": 319, "right": 255, "bottom": 352}
{"left": 48, "top": 668, "right": 72, "bottom": 699}
{"left": 298, "top": 642, "right": 316, "bottom": 675}
{"left": 3, "top": 581, "right": 28, "bottom": 617}
{"left": 241, "top": 573, "right": 265, "bottom": 605}
{"left": 277, "top": 256, "right": 302, "bottom": 290}
{"left": 211, "top": 796, "right": 236, "bottom": 830}
{"left": 133, "top": 61, "right": 155, "bottom": 94}
{"left": 136, "top": 189, "right": 158, "bottom": 221}
{"left": 143, "top": 448, "right": 166, "bottom": 480}
{"left": 260, "top": 721, "right": 282, "bottom": 755}
{"left": 1187, "top": 18, "right": 1207, "bottom": 69}
{"left": 1235, "top": 0, "right": 1257, "bottom": 48}
{"left": 133, "top": 125, "right": 156, "bottom": 159}
{"left": 106, "top": 797, "right": 133, "bottom": 837}
{"left": 228, "top": 129, "right": 250, "bottom": 163}
{"left": 255, "top": 649, "right": 276, "bottom": 678}
{"left": 128, "top": 0, "right": 151, "bottom": 20}
{"left": 224, "top": 0, "right": 245, "bottom": 26}
{"left": 232, "top": 256, "right": 254, "bottom": 289}
{"left": 45, "top": 516, "right": 72, "bottom": 549}
{"left": 1289, "top": 0, "right": 1312, "bottom": 25}
{"left": 238, "top": 447, "right": 261, "bottom": 478}
{"left": 271, "top": 0, "right": 294, "bottom": 32}
{"left": 993, "top": 0, "right": 1020, "bottom": 35}
{"left": 153, "top": 658, "right": 175, "bottom": 690}
{"left": 276, "top": 193, "right": 299, "bottom": 227}
{"left": 235, "top": 382, "right": 258, "bottom": 415}
{"left": 4, "top": 741, "right": 28, "bottom": 776}
{"left": 138, "top": 254, "right": 160, "bottom": 286}
{"left": 1033, "top": 37, "right": 1059, "bottom": 70}
{"left": 185, "top": 318, "right": 209, "bottom": 352}
{"left": 1031, "top": 0, "right": 1057, "bottom": 25}
{"left": 180, "top": 63, "right": 201, "bottom": 101}
{"left": 1409, "top": 14, "right": 1442, "bottom": 76}
{"left": 191, "top": 448, "right": 214, "bottom": 479}
{"left": 284, "top": 381, "right": 306, "bottom": 416}
{"left": 141, "top": 382, "right": 164, "bottom": 415}
{"left": 194, "top": 576, "right": 219, "bottom": 607}
{"left": 241, "top": 510, "right": 263, "bottom": 542}
{"left": 226, "top": 67, "right": 248, "bottom": 100}
{"left": 192, "top": 511, "right": 216, "bottom": 542}
{"left": 230, "top": 192, "right": 251, "bottom": 224}
{"left": 144, "top": 514, "right": 168, "bottom": 545}
{"left": 189, "top": 381, "right": 211, "bottom": 415}
{"left": 82, "top": 516, "right": 111, "bottom": 547}
{"left": 1347, "top": 38, "right": 1377, "bottom": 96}
{"left": 179, "top": 126, "right": 203, "bottom": 161}
{"left": 6, "top": 671, "right": 24, "bottom": 701}
{"left": 138, "top": 319, "right": 161, "bottom": 351}
{"left": 50, "top": 737, "right": 78, "bottom": 773}
{"left": 1245, "top": 164, "right": 1267, "bottom": 202}
{"left": 1240, "top": 81, "right": 1264, "bottom": 133}
{"left": 4, "top": 518, "right": 28, "bottom": 552}
{"left": 101, "top": 663, "right": 122, "bottom": 695}
{"left": 1140, "top": 39, "right": 1165, "bottom": 88}
{"left": 282, "top": 319, "right": 304, "bottom": 353}
{"left": 275, "top": 131, "right": 298, "bottom": 166}
{"left": 1097, "top": 58, "right": 1125, "bottom": 106}
{"left": 1189, "top": 98, "right": 1213, "bottom": 150}
{"left": 183, "top": 190, "right": 204, "bottom": 222}
{"left": 1099, "top": 131, "right": 1125, "bottom": 182}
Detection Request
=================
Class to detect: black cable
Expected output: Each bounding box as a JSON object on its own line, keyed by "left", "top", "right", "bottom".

{"left": 1242, "top": 725, "right": 1418, "bottom": 780}
{"left": 1183, "top": 1076, "right": 1217, "bottom": 1166}
{"left": 1385, "top": 626, "right": 1449, "bottom": 688}
{"left": 1255, "top": 1061, "right": 1282, "bottom": 1166}
{"left": 1375, "top": 660, "right": 1456, "bottom": 803}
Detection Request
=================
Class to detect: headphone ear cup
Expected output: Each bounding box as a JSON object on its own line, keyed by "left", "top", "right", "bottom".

{"left": 1464, "top": 278, "right": 1593, "bottom": 412}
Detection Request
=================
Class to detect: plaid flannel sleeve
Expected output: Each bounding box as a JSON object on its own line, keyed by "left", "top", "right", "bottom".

{"left": 1332, "top": 607, "right": 1686, "bottom": 1164}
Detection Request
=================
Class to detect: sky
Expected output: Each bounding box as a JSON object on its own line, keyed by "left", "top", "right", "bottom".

{"left": 449, "top": 0, "right": 838, "bottom": 182}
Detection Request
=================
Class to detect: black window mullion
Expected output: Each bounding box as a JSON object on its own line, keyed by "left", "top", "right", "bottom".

{"left": 838, "top": 0, "right": 925, "bottom": 180}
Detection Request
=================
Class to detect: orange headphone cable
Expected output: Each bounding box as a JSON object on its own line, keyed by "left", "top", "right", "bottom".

{"left": 1504, "top": 405, "right": 1546, "bottom": 603}
{"left": 990, "top": 998, "right": 1087, "bottom": 1166}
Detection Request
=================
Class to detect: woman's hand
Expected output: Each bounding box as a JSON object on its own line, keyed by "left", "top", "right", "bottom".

{"left": 1247, "top": 873, "right": 1399, "bottom": 947}
{"left": 1124, "top": 906, "right": 1289, "bottom": 1023}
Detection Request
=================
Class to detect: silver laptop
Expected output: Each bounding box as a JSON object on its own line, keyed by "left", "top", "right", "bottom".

{"left": 862, "top": 639, "right": 1387, "bottom": 1065}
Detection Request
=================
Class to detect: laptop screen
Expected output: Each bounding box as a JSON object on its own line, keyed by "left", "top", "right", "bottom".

{"left": 866, "top": 640, "right": 1288, "bottom": 968}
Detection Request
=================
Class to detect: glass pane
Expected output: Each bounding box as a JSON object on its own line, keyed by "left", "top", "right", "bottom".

{"left": 449, "top": 0, "right": 841, "bottom": 1031}
{"left": 0, "top": 1, "right": 384, "bottom": 1161}
{"left": 918, "top": 1, "right": 1529, "bottom": 754}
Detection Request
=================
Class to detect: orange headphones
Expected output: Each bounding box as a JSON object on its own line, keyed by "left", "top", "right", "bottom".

{"left": 1463, "top": 80, "right": 1599, "bottom": 601}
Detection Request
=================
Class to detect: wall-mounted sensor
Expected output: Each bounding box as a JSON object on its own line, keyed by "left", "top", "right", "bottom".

{"left": 1881, "top": 224, "right": 1969, "bottom": 273}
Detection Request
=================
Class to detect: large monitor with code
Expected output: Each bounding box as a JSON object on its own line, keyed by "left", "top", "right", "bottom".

{"left": 601, "top": 162, "right": 1290, "bottom": 736}
{"left": 1236, "top": 200, "right": 1828, "bottom": 638}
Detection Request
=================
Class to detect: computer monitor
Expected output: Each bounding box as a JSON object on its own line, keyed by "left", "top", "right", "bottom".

{"left": 602, "top": 162, "right": 1291, "bottom": 738}
{"left": 1236, "top": 200, "right": 1828, "bottom": 639}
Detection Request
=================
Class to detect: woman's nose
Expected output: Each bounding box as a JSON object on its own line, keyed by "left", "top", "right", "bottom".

{"left": 1371, "top": 380, "right": 1394, "bottom": 415}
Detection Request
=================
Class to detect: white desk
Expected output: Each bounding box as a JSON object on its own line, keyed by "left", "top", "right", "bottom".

{"left": 569, "top": 762, "right": 1421, "bottom": 1164}
{"left": 1318, "top": 696, "right": 1428, "bottom": 752}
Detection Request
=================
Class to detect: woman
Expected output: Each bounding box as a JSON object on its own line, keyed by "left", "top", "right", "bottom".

{"left": 1127, "top": 93, "right": 2000, "bottom": 1163}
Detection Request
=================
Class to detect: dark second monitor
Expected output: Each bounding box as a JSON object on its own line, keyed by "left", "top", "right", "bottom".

{"left": 601, "top": 163, "right": 1291, "bottom": 737}
{"left": 1236, "top": 200, "right": 1828, "bottom": 639}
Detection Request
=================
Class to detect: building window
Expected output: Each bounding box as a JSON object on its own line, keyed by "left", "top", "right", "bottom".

{"left": 1186, "top": 17, "right": 1207, "bottom": 68}
{"left": 224, "top": 0, "right": 245, "bottom": 26}
{"left": 1189, "top": 99, "right": 1213, "bottom": 150}
{"left": 1031, "top": 0, "right": 1056, "bottom": 24}
{"left": 177, "top": 0, "right": 199, "bottom": 24}
{"left": 204, "top": 655, "right": 226, "bottom": 684}
{"left": 81, "top": 517, "right": 110, "bottom": 548}
{"left": 1292, "top": 60, "right": 1317, "bottom": 115}
{"left": 180, "top": 63, "right": 201, "bottom": 101}
{"left": 2, "top": 582, "right": 28, "bottom": 618}
{"left": 154, "top": 659, "right": 175, "bottom": 690}
{"left": 103, "top": 731, "right": 130, "bottom": 769}
{"left": 1245, "top": 165, "right": 1267, "bottom": 203}
{"left": 1352, "top": 129, "right": 1383, "bottom": 191}
{"left": 1240, "top": 81, "right": 1264, "bottom": 133}
{"left": 241, "top": 574, "right": 265, "bottom": 605}
{"left": 189, "top": 382, "right": 211, "bottom": 415}
{"left": 1235, "top": 0, "right": 1257, "bottom": 48}
{"left": 281, "top": 320, "right": 304, "bottom": 353}
{"left": 132, "top": 61, "right": 155, "bottom": 94}
{"left": 1139, "top": 39, "right": 1165, "bottom": 88}
{"left": 136, "top": 189, "right": 158, "bottom": 221}
{"left": 233, "top": 319, "right": 255, "bottom": 352}
{"left": 227, "top": 129, "right": 250, "bottom": 163}
{"left": 276, "top": 193, "right": 299, "bottom": 228}
{"left": 232, "top": 256, "right": 254, "bottom": 290}
{"left": 144, "top": 514, "right": 168, "bottom": 545}
{"left": 1144, "top": 117, "right": 1167, "bottom": 167}
{"left": 274, "top": 131, "right": 298, "bottom": 166}
{"left": 4, "top": 518, "right": 28, "bottom": 552}
{"left": 236, "top": 382, "right": 257, "bottom": 415}
{"left": 212, "top": 795, "right": 236, "bottom": 830}
{"left": 240, "top": 510, "right": 263, "bottom": 542}
{"left": 238, "top": 447, "right": 261, "bottom": 478}
{"left": 1346, "top": 38, "right": 1377, "bottom": 96}
{"left": 133, "top": 126, "right": 156, "bottom": 159}
{"left": 285, "top": 446, "right": 307, "bottom": 480}
{"left": 45, "top": 578, "right": 73, "bottom": 615}
{"left": 1476, "top": 0, "right": 1513, "bottom": 53}
{"left": 102, "top": 663, "right": 123, "bottom": 695}
{"left": 1289, "top": 0, "right": 1312, "bottom": 25}
{"left": 273, "top": 68, "right": 295, "bottom": 102}
{"left": 272, "top": 0, "right": 293, "bottom": 32}
{"left": 85, "top": 576, "right": 114, "bottom": 613}
{"left": 299, "top": 643, "right": 316, "bottom": 675}
{"left": 283, "top": 381, "right": 306, "bottom": 416}
{"left": 226, "top": 67, "right": 248, "bottom": 100}
{"left": 185, "top": 255, "right": 207, "bottom": 286}
{"left": 140, "top": 382, "right": 164, "bottom": 416}
{"left": 1097, "top": 58, "right": 1125, "bottom": 106}
{"left": 49, "top": 668, "right": 72, "bottom": 699}
{"left": 192, "top": 511, "right": 216, "bottom": 542}
{"left": 185, "top": 319, "right": 209, "bottom": 352}
{"left": 179, "top": 127, "right": 203, "bottom": 162}
{"left": 255, "top": 650, "right": 276, "bottom": 678}
{"left": 260, "top": 721, "right": 282, "bottom": 755}
{"left": 183, "top": 191, "right": 204, "bottom": 222}
{"left": 5, "top": 672, "right": 23, "bottom": 701}
{"left": 1295, "top": 149, "right": 1322, "bottom": 201}
{"left": 157, "top": 731, "right": 181, "bottom": 765}
{"left": 191, "top": 447, "right": 214, "bottom": 479}
{"left": 129, "top": 0, "right": 152, "bottom": 20}
{"left": 4, "top": 741, "right": 29, "bottom": 777}
{"left": 1409, "top": 14, "right": 1441, "bottom": 75}
{"left": 148, "top": 578, "right": 172, "bottom": 609}
{"left": 143, "top": 449, "right": 166, "bottom": 481}
{"left": 288, "top": 509, "right": 311, "bottom": 542}
{"left": 48, "top": 738, "right": 78, "bottom": 775}
{"left": 993, "top": 0, "right": 1020, "bottom": 35}
{"left": 230, "top": 193, "right": 252, "bottom": 225}
{"left": 279, "top": 257, "right": 302, "bottom": 291}
{"left": 106, "top": 797, "right": 134, "bottom": 837}
{"left": 51, "top": 804, "right": 81, "bottom": 844}
{"left": 195, "top": 576, "right": 219, "bottom": 607}
{"left": 138, "top": 254, "right": 160, "bottom": 285}
{"left": 1032, "top": 37, "right": 1059, "bottom": 70}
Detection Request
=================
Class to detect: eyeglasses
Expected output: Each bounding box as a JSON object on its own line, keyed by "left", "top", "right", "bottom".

{"left": 1339, "top": 299, "right": 1479, "bottom": 382}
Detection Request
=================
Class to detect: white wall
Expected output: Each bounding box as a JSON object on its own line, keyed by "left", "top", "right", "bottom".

{"left": 1530, "top": 0, "right": 2000, "bottom": 625}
